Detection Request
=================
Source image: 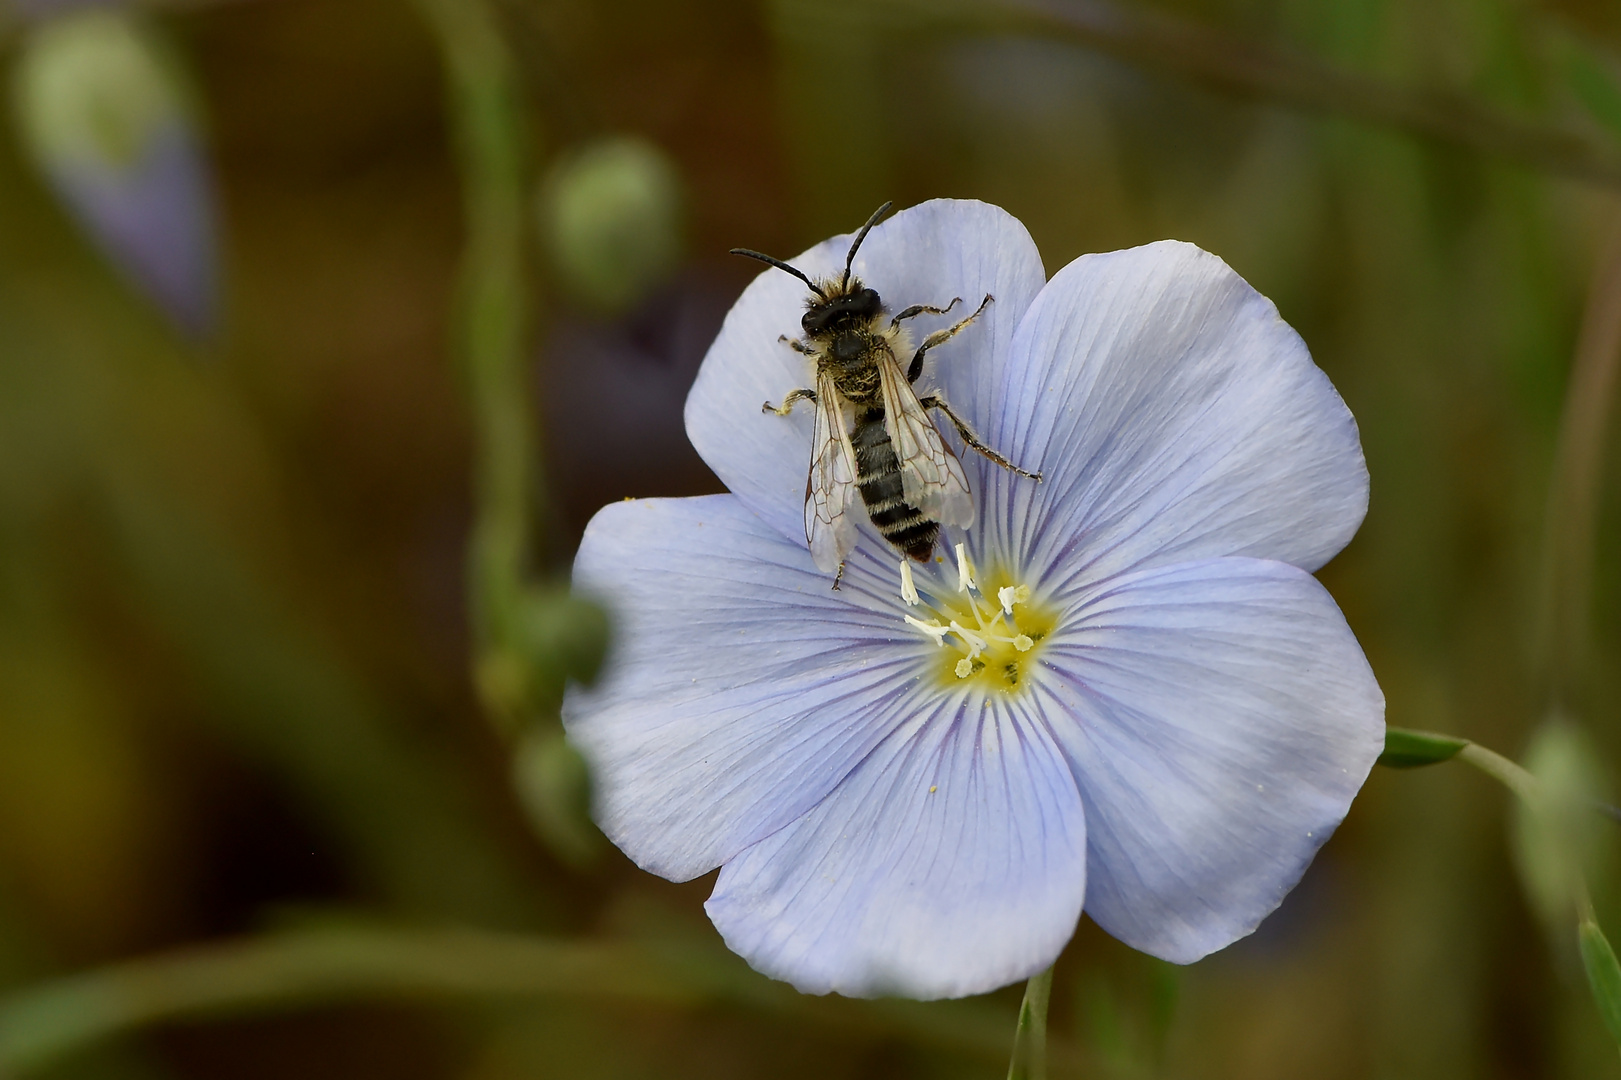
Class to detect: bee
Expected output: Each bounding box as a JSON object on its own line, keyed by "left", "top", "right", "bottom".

{"left": 732, "top": 202, "right": 1042, "bottom": 585}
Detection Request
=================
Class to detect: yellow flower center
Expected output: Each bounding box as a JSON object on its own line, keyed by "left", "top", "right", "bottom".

{"left": 898, "top": 545, "right": 1056, "bottom": 693}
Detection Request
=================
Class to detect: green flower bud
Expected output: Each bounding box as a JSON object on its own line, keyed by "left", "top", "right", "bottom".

{"left": 1512, "top": 717, "right": 1614, "bottom": 937}
{"left": 14, "top": 10, "right": 191, "bottom": 174}
{"left": 512, "top": 728, "right": 602, "bottom": 869}
{"left": 539, "top": 135, "right": 684, "bottom": 314}
{"left": 511, "top": 584, "right": 610, "bottom": 699}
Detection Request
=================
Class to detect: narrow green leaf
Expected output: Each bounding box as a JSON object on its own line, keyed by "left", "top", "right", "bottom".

{"left": 1579, "top": 918, "right": 1621, "bottom": 1051}
{"left": 1378, "top": 727, "right": 1470, "bottom": 769}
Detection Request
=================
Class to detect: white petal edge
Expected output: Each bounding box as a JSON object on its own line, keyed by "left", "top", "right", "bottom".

{"left": 562, "top": 494, "right": 940, "bottom": 881}
{"left": 684, "top": 199, "right": 1046, "bottom": 549}
{"left": 1034, "top": 556, "right": 1384, "bottom": 963}
{"left": 706, "top": 693, "right": 1086, "bottom": 1000}
{"left": 972, "top": 240, "right": 1368, "bottom": 588}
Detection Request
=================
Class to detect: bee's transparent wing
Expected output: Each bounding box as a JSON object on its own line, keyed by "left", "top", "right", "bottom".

{"left": 805, "top": 371, "right": 860, "bottom": 573}
{"left": 878, "top": 351, "right": 975, "bottom": 530}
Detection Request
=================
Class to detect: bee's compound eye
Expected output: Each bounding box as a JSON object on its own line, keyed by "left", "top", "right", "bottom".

{"left": 856, "top": 288, "right": 881, "bottom": 315}
{"left": 801, "top": 308, "right": 824, "bottom": 333}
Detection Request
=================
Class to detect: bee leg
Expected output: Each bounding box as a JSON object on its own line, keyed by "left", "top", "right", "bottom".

{"left": 919, "top": 393, "right": 1043, "bottom": 481}
{"left": 831, "top": 562, "right": 846, "bottom": 591}
{"left": 907, "top": 294, "right": 994, "bottom": 383}
{"left": 763, "top": 387, "right": 817, "bottom": 415}
{"left": 890, "top": 297, "right": 960, "bottom": 328}
{"left": 778, "top": 334, "right": 817, "bottom": 356}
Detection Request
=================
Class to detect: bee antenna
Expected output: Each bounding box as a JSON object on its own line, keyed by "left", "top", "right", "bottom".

{"left": 841, "top": 201, "right": 893, "bottom": 290}
{"left": 730, "top": 248, "right": 828, "bottom": 300}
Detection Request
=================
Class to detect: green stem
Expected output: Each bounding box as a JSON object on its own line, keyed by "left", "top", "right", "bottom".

{"left": 1457, "top": 740, "right": 1602, "bottom": 922}
{"left": 408, "top": 0, "right": 546, "bottom": 733}
{"left": 0, "top": 927, "right": 1095, "bottom": 1076}
{"left": 1457, "top": 742, "right": 1540, "bottom": 805}
{"left": 1006, "top": 965, "right": 1053, "bottom": 1080}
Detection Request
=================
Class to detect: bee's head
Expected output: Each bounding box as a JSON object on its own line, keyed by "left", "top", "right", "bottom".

{"left": 801, "top": 285, "right": 882, "bottom": 337}
{"left": 729, "top": 201, "right": 896, "bottom": 338}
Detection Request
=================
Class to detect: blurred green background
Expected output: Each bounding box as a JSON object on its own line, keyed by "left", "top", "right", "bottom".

{"left": 1, "top": 0, "right": 1621, "bottom": 1076}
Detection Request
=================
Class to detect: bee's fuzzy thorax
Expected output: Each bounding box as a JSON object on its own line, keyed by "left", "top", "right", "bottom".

{"left": 881, "top": 321, "right": 914, "bottom": 364}
{"left": 808, "top": 274, "right": 867, "bottom": 305}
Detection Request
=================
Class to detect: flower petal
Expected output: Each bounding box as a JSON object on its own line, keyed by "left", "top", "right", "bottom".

{"left": 684, "top": 199, "right": 1045, "bottom": 547}
{"left": 47, "top": 122, "right": 219, "bottom": 337}
{"left": 562, "top": 494, "right": 935, "bottom": 881}
{"left": 973, "top": 240, "right": 1367, "bottom": 586}
{"left": 705, "top": 695, "right": 1086, "bottom": 1000}
{"left": 1035, "top": 557, "right": 1384, "bottom": 963}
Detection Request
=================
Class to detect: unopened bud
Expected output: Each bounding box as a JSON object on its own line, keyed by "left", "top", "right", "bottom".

{"left": 539, "top": 135, "right": 684, "bottom": 314}
{"left": 1512, "top": 717, "right": 1614, "bottom": 937}
{"left": 511, "top": 584, "right": 611, "bottom": 697}
{"left": 512, "top": 728, "right": 602, "bottom": 869}
{"left": 13, "top": 9, "right": 218, "bottom": 335}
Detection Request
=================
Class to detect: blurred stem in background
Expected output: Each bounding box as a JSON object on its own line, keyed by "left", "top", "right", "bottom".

{"left": 410, "top": 0, "right": 605, "bottom": 865}
{"left": 1539, "top": 223, "right": 1621, "bottom": 711}
{"left": 857, "top": 0, "right": 1621, "bottom": 189}
{"left": 0, "top": 924, "right": 1107, "bottom": 1077}
{"left": 406, "top": 0, "right": 539, "bottom": 734}
{"left": 1533, "top": 214, "right": 1621, "bottom": 1056}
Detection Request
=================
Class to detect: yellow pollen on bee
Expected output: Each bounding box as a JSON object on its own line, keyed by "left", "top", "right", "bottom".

{"left": 896, "top": 557, "right": 1056, "bottom": 692}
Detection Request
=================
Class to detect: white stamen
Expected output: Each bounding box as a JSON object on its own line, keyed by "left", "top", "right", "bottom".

{"left": 955, "top": 658, "right": 974, "bottom": 679}
{"left": 1013, "top": 635, "right": 1034, "bottom": 652}
{"left": 899, "top": 560, "right": 920, "bottom": 606}
{"left": 950, "top": 621, "right": 988, "bottom": 657}
{"left": 954, "top": 543, "right": 977, "bottom": 593}
{"left": 905, "top": 615, "right": 950, "bottom": 645}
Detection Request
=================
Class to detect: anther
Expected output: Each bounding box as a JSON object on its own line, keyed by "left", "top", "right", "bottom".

{"left": 997, "top": 584, "right": 1031, "bottom": 614}
{"left": 899, "top": 560, "right": 920, "bottom": 606}
{"left": 905, "top": 614, "right": 950, "bottom": 645}
{"left": 955, "top": 658, "right": 974, "bottom": 679}
{"left": 954, "top": 543, "right": 977, "bottom": 593}
{"left": 950, "top": 621, "right": 988, "bottom": 657}
{"left": 1013, "top": 635, "right": 1034, "bottom": 652}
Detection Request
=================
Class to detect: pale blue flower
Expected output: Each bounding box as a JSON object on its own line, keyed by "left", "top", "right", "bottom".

{"left": 562, "top": 200, "right": 1384, "bottom": 1000}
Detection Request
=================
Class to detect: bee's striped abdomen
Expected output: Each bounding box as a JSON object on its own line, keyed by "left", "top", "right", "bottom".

{"left": 850, "top": 405, "right": 938, "bottom": 561}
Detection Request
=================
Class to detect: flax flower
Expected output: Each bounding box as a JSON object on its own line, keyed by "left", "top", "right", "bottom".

{"left": 562, "top": 200, "right": 1384, "bottom": 1000}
